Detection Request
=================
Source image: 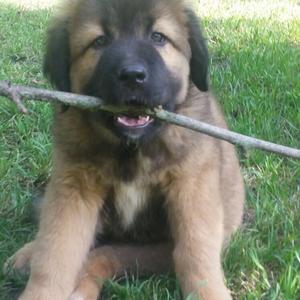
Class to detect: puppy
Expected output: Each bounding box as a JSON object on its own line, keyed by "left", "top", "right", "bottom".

{"left": 7, "top": 0, "right": 244, "bottom": 299}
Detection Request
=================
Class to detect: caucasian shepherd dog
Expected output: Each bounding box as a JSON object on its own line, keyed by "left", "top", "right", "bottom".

{"left": 6, "top": 0, "right": 244, "bottom": 299}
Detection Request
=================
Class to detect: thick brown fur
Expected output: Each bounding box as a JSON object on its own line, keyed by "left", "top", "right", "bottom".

{"left": 6, "top": 0, "right": 244, "bottom": 299}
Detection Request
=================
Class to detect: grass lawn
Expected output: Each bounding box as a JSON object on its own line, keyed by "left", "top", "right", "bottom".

{"left": 0, "top": 0, "right": 299, "bottom": 299}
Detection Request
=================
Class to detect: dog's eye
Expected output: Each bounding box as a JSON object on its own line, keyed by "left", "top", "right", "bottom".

{"left": 91, "top": 35, "right": 108, "bottom": 49}
{"left": 151, "top": 32, "right": 166, "bottom": 44}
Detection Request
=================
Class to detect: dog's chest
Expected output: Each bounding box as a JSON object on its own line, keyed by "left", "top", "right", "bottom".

{"left": 99, "top": 179, "right": 169, "bottom": 243}
{"left": 114, "top": 181, "right": 149, "bottom": 228}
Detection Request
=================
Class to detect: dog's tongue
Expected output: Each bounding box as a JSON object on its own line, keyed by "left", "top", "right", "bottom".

{"left": 117, "top": 115, "right": 152, "bottom": 127}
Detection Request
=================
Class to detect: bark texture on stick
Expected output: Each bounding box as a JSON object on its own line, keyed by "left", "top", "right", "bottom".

{"left": 0, "top": 80, "right": 299, "bottom": 159}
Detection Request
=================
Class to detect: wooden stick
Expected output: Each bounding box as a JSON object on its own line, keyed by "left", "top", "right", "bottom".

{"left": 0, "top": 80, "right": 299, "bottom": 159}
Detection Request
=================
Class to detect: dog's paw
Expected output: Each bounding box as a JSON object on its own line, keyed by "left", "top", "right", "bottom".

{"left": 19, "top": 287, "right": 65, "bottom": 300}
{"left": 3, "top": 242, "right": 34, "bottom": 276}
{"left": 69, "top": 276, "right": 100, "bottom": 300}
{"left": 69, "top": 291, "right": 97, "bottom": 300}
{"left": 69, "top": 291, "right": 89, "bottom": 300}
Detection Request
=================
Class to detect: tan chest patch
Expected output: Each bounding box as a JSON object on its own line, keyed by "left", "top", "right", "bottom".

{"left": 114, "top": 181, "right": 150, "bottom": 229}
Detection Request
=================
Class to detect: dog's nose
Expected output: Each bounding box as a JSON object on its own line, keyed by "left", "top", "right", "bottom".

{"left": 118, "top": 64, "right": 147, "bottom": 84}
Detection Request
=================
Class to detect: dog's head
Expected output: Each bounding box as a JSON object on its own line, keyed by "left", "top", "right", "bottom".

{"left": 44, "top": 0, "right": 208, "bottom": 142}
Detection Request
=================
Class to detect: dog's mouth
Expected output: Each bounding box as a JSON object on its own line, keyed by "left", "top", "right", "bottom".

{"left": 115, "top": 115, "right": 154, "bottom": 129}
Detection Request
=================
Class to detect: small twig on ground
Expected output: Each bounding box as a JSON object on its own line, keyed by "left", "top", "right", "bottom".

{"left": 0, "top": 80, "right": 299, "bottom": 160}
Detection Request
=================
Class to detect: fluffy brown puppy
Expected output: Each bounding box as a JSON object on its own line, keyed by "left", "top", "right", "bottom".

{"left": 7, "top": 0, "right": 244, "bottom": 299}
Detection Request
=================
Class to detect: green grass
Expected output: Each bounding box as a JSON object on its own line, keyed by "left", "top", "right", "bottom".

{"left": 0, "top": 1, "right": 299, "bottom": 299}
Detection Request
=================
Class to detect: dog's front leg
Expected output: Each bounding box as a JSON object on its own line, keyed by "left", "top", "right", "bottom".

{"left": 19, "top": 169, "right": 102, "bottom": 300}
{"left": 167, "top": 167, "right": 232, "bottom": 300}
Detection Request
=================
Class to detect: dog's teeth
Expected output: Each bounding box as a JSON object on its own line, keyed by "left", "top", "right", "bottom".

{"left": 139, "top": 116, "right": 150, "bottom": 122}
{"left": 117, "top": 115, "right": 152, "bottom": 127}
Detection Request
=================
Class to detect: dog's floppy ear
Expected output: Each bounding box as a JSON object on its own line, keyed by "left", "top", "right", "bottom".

{"left": 43, "top": 18, "right": 70, "bottom": 92}
{"left": 185, "top": 9, "right": 209, "bottom": 92}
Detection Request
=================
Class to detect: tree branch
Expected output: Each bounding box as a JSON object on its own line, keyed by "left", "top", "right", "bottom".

{"left": 0, "top": 80, "right": 299, "bottom": 160}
